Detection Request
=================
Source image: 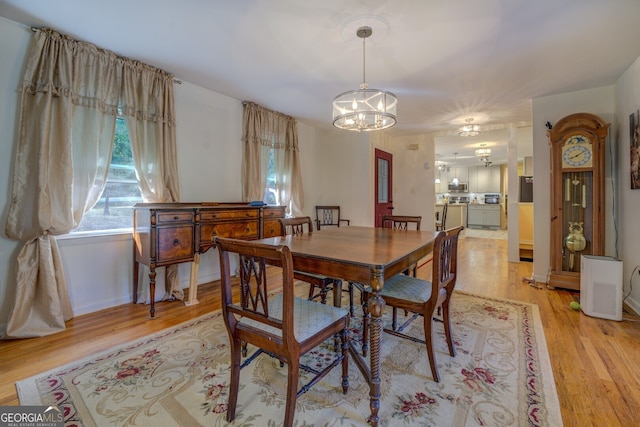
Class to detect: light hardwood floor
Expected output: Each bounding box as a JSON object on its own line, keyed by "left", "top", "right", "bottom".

{"left": 1, "top": 235, "right": 639, "bottom": 426}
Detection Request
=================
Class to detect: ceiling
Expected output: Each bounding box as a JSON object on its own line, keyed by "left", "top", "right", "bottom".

{"left": 2, "top": 0, "right": 640, "bottom": 166}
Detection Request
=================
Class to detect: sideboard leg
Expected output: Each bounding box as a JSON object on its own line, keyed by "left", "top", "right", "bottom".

{"left": 149, "top": 265, "right": 156, "bottom": 319}
{"left": 185, "top": 254, "right": 200, "bottom": 306}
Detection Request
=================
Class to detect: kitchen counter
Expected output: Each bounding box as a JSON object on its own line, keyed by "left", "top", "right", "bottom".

{"left": 435, "top": 203, "right": 466, "bottom": 229}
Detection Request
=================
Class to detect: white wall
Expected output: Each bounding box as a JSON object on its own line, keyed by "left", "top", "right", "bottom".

{"left": 311, "top": 127, "right": 371, "bottom": 226}
{"left": 614, "top": 55, "right": 640, "bottom": 313}
{"left": 531, "top": 86, "right": 616, "bottom": 284}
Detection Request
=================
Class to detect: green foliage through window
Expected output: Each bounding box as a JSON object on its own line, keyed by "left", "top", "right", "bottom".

{"left": 73, "top": 117, "right": 143, "bottom": 233}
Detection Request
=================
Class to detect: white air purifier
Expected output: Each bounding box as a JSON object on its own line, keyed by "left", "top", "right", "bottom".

{"left": 580, "top": 255, "right": 623, "bottom": 321}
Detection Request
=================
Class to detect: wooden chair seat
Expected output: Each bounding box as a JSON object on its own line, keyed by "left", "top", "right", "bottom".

{"left": 241, "top": 293, "right": 349, "bottom": 341}
{"left": 380, "top": 274, "right": 447, "bottom": 305}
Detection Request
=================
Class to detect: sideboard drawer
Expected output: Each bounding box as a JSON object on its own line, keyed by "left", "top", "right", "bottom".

{"left": 263, "top": 206, "right": 286, "bottom": 218}
{"left": 200, "top": 209, "right": 259, "bottom": 221}
{"left": 157, "top": 225, "right": 195, "bottom": 263}
{"left": 263, "top": 219, "right": 282, "bottom": 237}
{"left": 157, "top": 211, "right": 194, "bottom": 223}
{"left": 200, "top": 220, "right": 260, "bottom": 243}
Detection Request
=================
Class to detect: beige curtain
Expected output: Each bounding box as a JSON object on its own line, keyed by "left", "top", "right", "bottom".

{"left": 241, "top": 102, "right": 303, "bottom": 215}
{"left": 122, "top": 60, "right": 182, "bottom": 303}
{"left": 3, "top": 29, "right": 181, "bottom": 338}
{"left": 4, "top": 29, "right": 120, "bottom": 338}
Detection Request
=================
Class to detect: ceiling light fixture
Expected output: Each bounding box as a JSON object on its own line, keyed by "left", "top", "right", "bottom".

{"left": 332, "top": 26, "right": 398, "bottom": 131}
{"left": 459, "top": 118, "right": 480, "bottom": 137}
{"left": 475, "top": 143, "right": 491, "bottom": 157}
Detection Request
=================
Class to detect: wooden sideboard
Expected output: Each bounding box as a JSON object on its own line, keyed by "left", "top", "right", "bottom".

{"left": 133, "top": 202, "right": 285, "bottom": 318}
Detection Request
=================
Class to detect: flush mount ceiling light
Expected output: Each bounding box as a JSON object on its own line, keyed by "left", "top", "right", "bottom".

{"left": 332, "top": 26, "right": 398, "bottom": 131}
{"left": 475, "top": 143, "right": 491, "bottom": 158}
{"left": 459, "top": 118, "right": 480, "bottom": 137}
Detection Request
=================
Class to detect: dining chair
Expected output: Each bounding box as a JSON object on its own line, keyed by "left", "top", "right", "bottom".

{"left": 356, "top": 214, "right": 423, "bottom": 356}
{"left": 362, "top": 226, "right": 463, "bottom": 382}
{"left": 279, "top": 217, "right": 354, "bottom": 314}
{"left": 215, "top": 236, "right": 350, "bottom": 426}
{"left": 435, "top": 203, "right": 448, "bottom": 231}
{"left": 382, "top": 214, "right": 422, "bottom": 231}
{"left": 381, "top": 214, "right": 422, "bottom": 276}
{"left": 315, "top": 205, "right": 350, "bottom": 230}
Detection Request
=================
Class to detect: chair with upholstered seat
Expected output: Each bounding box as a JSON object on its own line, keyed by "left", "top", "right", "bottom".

{"left": 279, "top": 217, "right": 354, "bottom": 314}
{"left": 215, "top": 236, "right": 350, "bottom": 426}
{"left": 356, "top": 214, "right": 423, "bottom": 354}
{"left": 435, "top": 203, "right": 448, "bottom": 231}
{"left": 362, "top": 226, "right": 463, "bottom": 382}
{"left": 315, "top": 205, "right": 350, "bottom": 230}
{"left": 381, "top": 214, "right": 422, "bottom": 276}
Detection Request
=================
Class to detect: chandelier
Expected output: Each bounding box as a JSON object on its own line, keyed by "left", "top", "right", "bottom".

{"left": 475, "top": 144, "right": 491, "bottom": 158}
{"left": 332, "top": 26, "right": 398, "bottom": 131}
{"left": 459, "top": 118, "right": 480, "bottom": 137}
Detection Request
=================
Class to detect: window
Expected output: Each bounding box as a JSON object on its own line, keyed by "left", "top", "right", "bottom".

{"left": 264, "top": 149, "right": 278, "bottom": 205}
{"left": 73, "top": 118, "right": 143, "bottom": 233}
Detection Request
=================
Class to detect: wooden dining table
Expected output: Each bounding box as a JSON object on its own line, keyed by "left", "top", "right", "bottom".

{"left": 254, "top": 226, "right": 438, "bottom": 426}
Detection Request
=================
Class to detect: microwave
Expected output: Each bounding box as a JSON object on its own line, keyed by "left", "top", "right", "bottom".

{"left": 484, "top": 194, "right": 500, "bottom": 204}
{"left": 448, "top": 182, "right": 468, "bottom": 193}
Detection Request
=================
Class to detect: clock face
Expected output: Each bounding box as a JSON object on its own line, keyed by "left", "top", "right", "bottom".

{"left": 562, "top": 135, "right": 593, "bottom": 168}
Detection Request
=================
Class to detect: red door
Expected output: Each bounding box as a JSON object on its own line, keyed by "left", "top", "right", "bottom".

{"left": 374, "top": 149, "right": 393, "bottom": 227}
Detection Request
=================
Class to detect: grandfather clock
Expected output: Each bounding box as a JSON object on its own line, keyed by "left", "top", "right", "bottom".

{"left": 547, "top": 113, "right": 609, "bottom": 290}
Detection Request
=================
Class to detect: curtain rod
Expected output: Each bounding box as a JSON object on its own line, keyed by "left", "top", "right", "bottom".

{"left": 30, "top": 27, "right": 182, "bottom": 84}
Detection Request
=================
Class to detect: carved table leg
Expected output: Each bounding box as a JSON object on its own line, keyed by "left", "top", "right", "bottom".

{"left": 367, "top": 293, "right": 385, "bottom": 426}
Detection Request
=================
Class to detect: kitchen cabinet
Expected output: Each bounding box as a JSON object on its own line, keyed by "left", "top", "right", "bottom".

{"left": 450, "top": 166, "right": 468, "bottom": 183}
{"left": 468, "top": 167, "right": 478, "bottom": 193}
{"left": 436, "top": 165, "right": 501, "bottom": 194}
{"left": 475, "top": 166, "right": 500, "bottom": 193}
{"left": 467, "top": 204, "right": 501, "bottom": 229}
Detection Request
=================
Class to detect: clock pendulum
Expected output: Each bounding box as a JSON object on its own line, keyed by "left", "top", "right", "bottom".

{"left": 563, "top": 173, "right": 587, "bottom": 270}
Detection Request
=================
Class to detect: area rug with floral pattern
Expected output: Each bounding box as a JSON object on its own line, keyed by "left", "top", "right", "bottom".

{"left": 17, "top": 291, "right": 562, "bottom": 426}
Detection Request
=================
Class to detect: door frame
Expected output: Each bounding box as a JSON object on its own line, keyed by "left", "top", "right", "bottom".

{"left": 374, "top": 148, "right": 393, "bottom": 227}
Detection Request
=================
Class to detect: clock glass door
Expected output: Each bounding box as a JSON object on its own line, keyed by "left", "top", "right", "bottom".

{"left": 561, "top": 170, "right": 593, "bottom": 273}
